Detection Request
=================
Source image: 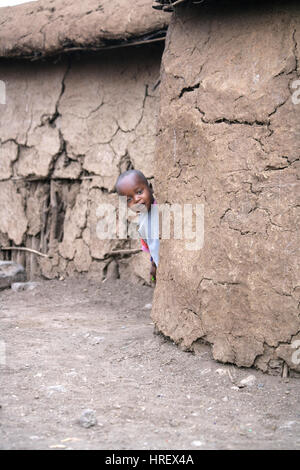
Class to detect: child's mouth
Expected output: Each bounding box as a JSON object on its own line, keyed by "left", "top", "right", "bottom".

{"left": 131, "top": 203, "right": 147, "bottom": 213}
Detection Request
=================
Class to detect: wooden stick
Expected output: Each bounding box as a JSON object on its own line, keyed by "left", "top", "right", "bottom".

{"left": 30, "top": 236, "right": 39, "bottom": 280}
{"left": 1, "top": 247, "right": 140, "bottom": 258}
{"left": 29, "top": 37, "right": 166, "bottom": 61}
{"left": 282, "top": 362, "right": 289, "bottom": 378}
{"left": 49, "top": 180, "right": 58, "bottom": 250}
{"left": 11, "top": 176, "right": 94, "bottom": 181}
{"left": 168, "top": 0, "right": 186, "bottom": 6}
{"left": 40, "top": 195, "right": 49, "bottom": 253}
{"left": 108, "top": 249, "right": 142, "bottom": 255}
{"left": 1, "top": 246, "right": 49, "bottom": 258}
{"left": 227, "top": 368, "right": 235, "bottom": 383}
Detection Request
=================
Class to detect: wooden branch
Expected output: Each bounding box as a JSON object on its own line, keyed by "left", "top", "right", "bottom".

{"left": 30, "top": 37, "right": 166, "bottom": 61}
{"left": 171, "top": 0, "right": 187, "bottom": 6}
{"left": 1, "top": 246, "right": 50, "bottom": 258}
{"left": 40, "top": 195, "right": 49, "bottom": 253}
{"left": 49, "top": 180, "right": 58, "bottom": 249}
{"left": 108, "top": 249, "right": 142, "bottom": 255}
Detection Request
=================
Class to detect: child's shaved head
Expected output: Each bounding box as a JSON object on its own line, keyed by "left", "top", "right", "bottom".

{"left": 115, "top": 169, "right": 154, "bottom": 211}
{"left": 115, "top": 169, "right": 148, "bottom": 193}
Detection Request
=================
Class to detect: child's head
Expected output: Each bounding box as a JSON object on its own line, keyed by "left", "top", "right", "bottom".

{"left": 115, "top": 169, "right": 154, "bottom": 212}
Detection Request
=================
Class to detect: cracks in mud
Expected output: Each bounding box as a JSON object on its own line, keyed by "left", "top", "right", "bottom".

{"left": 178, "top": 82, "right": 200, "bottom": 98}
{"left": 264, "top": 156, "right": 300, "bottom": 172}
{"left": 175, "top": 26, "right": 299, "bottom": 147}
{"left": 197, "top": 277, "right": 242, "bottom": 290}
{"left": 34, "top": 62, "right": 71, "bottom": 131}
{"left": 195, "top": 105, "right": 274, "bottom": 129}
{"left": 157, "top": 20, "right": 300, "bottom": 375}
{"left": 292, "top": 29, "right": 299, "bottom": 78}
{"left": 0, "top": 56, "right": 160, "bottom": 282}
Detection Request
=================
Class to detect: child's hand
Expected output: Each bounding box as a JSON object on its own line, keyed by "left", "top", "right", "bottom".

{"left": 150, "top": 261, "right": 157, "bottom": 284}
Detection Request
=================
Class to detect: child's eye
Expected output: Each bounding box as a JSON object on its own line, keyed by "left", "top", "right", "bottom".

{"left": 136, "top": 190, "right": 143, "bottom": 195}
{"left": 127, "top": 196, "right": 132, "bottom": 202}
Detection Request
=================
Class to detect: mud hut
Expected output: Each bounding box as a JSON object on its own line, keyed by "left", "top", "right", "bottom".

{"left": 151, "top": 0, "right": 300, "bottom": 375}
{"left": 1, "top": 0, "right": 299, "bottom": 376}
{"left": 0, "top": 0, "right": 169, "bottom": 282}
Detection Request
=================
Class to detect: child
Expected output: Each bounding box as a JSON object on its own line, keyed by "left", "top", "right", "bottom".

{"left": 115, "top": 169, "right": 159, "bottom": 283}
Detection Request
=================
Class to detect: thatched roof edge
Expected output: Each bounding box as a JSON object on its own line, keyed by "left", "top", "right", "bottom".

{"left": 0, "top": 0, "right": 169, "bottom": 60}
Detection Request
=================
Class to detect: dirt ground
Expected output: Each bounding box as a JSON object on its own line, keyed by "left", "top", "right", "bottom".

{"left": 0, "top": 276, "right": 299, "bottom": 450}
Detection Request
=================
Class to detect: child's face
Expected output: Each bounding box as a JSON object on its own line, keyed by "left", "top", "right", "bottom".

{"left": 117, "top": 173, "right": 154, "bottom": 212}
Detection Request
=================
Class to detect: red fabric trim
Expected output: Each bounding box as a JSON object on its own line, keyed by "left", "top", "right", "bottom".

{"left": 141, "top": 238, "right": 150, "bottom": 253}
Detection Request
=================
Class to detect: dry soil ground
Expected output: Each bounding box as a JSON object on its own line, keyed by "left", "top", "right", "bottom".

{"left": 0, "top": 277, "right": 299, "bottom": 450}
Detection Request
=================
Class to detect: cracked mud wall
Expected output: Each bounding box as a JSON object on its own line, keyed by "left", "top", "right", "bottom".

{"left": 151, "top": 1, "right": 300, "bottom": 375}
{"left": 0, "top": 46, "right": 162, "bottom": 284}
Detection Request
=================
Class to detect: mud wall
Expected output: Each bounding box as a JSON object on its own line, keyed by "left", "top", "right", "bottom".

{"left": 0, "top": 46, "right": 162, "bottom": 283}
{"left": 152, "top": 1, "right": 300, "bottom": 375}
